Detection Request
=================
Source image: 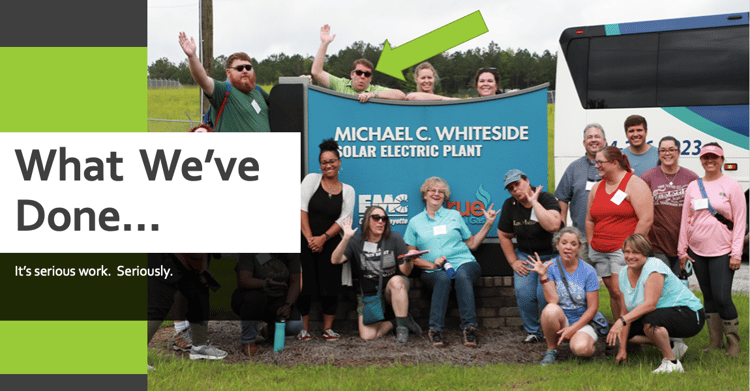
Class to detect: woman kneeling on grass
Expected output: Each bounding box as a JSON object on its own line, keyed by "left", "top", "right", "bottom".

{"left": 607, "top": 234, "right": 705, "bottom": 374}
{"left": 526, "top": 227, "right": 600, "bottom": 366}
{"left": 331, "top": 207, "right": 422, "bottom": 343}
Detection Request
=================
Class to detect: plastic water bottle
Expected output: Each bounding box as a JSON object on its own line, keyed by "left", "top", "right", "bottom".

{"left": 273, "top": 319, "right": 285, "bottom": 352}
{"left": 679, "top": 260, "right": 693, "bottom": 289}
{"left": 444, "top": 262, "right": 457, "bottom": 279}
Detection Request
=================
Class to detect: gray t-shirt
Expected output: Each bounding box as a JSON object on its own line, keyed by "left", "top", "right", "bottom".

{"left": 555, "top": 155, "right": 601, "bottom": 240}
{"left": 343, "top": 232, "right": 408, "bottom": 295}
{"left": 622, "top": 145, "right": 659, "bottom": 177}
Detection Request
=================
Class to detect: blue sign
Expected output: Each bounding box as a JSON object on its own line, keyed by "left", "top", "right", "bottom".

{"left": 307, "top": 86, "right": 548, "bottom": 237}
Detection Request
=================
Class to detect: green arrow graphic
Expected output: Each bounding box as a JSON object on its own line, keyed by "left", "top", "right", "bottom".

{"left": 375, "top": 11, "right": 489, "bottom": 81}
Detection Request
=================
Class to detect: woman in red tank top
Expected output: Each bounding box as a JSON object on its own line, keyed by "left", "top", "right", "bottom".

{"left": 585, "top": 146, "right": 653, "bottom": 320}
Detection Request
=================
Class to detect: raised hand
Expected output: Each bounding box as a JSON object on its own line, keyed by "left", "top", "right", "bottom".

{"left": 482, "top": 203, "right": 498, "bottom": 225}
{"left": 178, "top": 32, "right": 197, "bottom": 57}
{"left": 341, "top": 216, "right": 358, "bottom": 238}
{"left": 528, "top": 185, "right": 543, "bottom": 205}
{"left": 525, "top": 252, "right": 551, "bottom": 276}
{"left": 320, "top": 24, "right": 336, "bottom": 45}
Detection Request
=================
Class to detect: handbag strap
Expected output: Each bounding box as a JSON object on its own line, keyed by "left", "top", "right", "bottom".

{"left": 697, "top": 178, "right": 734, "bottom": 230}
{"left": 697, "top": 178, "right": 716, "bottom": 215}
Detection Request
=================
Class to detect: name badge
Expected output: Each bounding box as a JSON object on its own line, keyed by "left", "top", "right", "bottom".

{"left": 256, "top": 253, "right": 272, "bottom": 266}
{"left": 363, "top": 241, "right": 378, "bottom": 253}
{"left": 433, "top": 225, "right": 447, "bottom": 236}
{"left": 585, "top": 181, "right": 596, "bottom": 191}
{"left": 251, "top": 99, "right": 261, "bottom": 114}
{"left": 610, "top": 189, "right": 627, "bottom": 206}
{"left": 529, "top": 208, "right": 538, "bottom": 222}
{"left": 694, "top": 198, "right": 709, "bottom": 210}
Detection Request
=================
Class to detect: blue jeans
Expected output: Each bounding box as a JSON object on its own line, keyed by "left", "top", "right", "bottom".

{"left": 421, "top": 261, "right": 481, "bottom": 332}
{"left": 514, "top": 250, "right": 556, "bottom": 336}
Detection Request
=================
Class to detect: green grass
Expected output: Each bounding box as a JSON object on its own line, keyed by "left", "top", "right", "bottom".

{"left": 148, "top": 290, "right": 748, "bottom": 390}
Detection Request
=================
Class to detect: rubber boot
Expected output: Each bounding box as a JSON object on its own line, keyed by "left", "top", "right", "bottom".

{"left": 723, "top": 318, "right": 740, "bottom": 357}
{"left": 703, "top": 313, "right": 725, "bottom": 352}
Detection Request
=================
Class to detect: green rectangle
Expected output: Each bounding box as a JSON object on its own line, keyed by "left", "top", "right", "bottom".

{"left": 1, "top": 321, "right": 144, "bottom": 374}
{"left": 0, "top": 46, "right": 146, "bottom": 375}
{"left": 0, "top": 47, "right": 146, "bottom": 133}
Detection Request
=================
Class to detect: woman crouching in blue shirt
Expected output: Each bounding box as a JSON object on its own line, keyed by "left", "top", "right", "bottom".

{"left": 607, "top": 234, "right": 705, "bottom": 374}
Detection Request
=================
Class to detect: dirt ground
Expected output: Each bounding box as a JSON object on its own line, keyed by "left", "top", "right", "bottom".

{"left": 149, "top": 321, "right": 613, "bottom": 367}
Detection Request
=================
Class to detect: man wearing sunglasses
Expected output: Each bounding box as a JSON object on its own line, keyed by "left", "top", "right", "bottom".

{"left": 311, "top": 25, "right": 405, "bottom": 103}
{"left": 179, "top": 32, "right": 270, "bottom": 132}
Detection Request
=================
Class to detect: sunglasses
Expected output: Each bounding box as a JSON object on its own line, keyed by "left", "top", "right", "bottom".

{"left": 370, "top": 214, "right": 389, "bottom": 222}
{"left": 478, "top": 67, "right": 497, "bottom": 73}
{"left": 354, "top": 70, "right": 372, "bottom": 78}
{"left": 232, "top": 64, "right": 253, "bottom": 72}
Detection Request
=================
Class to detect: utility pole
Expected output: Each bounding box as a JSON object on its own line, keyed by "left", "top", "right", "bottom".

{"left": 200, "top": 0, "right": 213, "bottom": 115}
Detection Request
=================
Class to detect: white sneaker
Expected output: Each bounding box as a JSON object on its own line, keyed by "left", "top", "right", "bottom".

{"left": 672, "top": 338, "right": 688, "bottom": 360}
{"left": 189, "top": 344, "right": 228, "bottom": 360}
{"left": 653, "top": 359, "right": 684, "bottom": 374}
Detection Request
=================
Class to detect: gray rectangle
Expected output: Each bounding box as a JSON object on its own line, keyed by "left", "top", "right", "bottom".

{"left": 2, "top": 374, "right": 146, "bottom": 390}
{"left": 1, "top": 0, "right": 146, "bottom": 47}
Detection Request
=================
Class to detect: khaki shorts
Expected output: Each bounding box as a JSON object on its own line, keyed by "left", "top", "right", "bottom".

{"left": 588, "top": 245, "right": 625, "bottom": 278}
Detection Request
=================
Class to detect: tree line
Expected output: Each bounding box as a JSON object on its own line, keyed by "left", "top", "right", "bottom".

{"left": 148, "top": 41, "right": 557, "bottom": 95}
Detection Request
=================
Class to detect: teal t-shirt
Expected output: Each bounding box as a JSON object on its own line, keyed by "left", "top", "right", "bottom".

{"left": 403, "top": 207, "right": 476, "bottom": 272}
{"left": 620, "top": 257, "right": 703, "bottom": 314}
{"left": 206, "top": 79, "right": 271, "bottom": 132}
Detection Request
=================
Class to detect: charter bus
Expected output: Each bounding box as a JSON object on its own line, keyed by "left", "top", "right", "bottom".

{"left": 554, "top": 12, "right": 749, "bottom": 190}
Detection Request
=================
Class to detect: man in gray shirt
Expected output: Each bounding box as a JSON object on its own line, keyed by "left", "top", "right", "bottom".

{"left": 554, "top": 123, "right": 607, "bottom": 263}
{"left": 621, "top": 114, "right": 658, "bottom": 176}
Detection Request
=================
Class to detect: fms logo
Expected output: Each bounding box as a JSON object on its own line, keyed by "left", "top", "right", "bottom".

{"left": 446, "top": 185, "right": 492, "bottom": 225}
{"left": 358, "top": 194, "right": 409, "bottom": 225}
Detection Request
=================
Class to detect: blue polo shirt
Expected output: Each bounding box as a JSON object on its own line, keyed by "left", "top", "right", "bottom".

{"left": 403, "top": 207, "right": 476, "bottom": 273}
{"left": 554, "top": 155, "right": 601, "bottom": 240}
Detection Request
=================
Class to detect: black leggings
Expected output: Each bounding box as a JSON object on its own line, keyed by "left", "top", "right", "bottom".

{"left": 296, "top": 295, "right": 338, "bottom": 316}
{"left": 689, "top": 249, "right": 737, "bottom": 319}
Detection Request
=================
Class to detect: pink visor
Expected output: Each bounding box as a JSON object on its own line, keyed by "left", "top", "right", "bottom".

{"left": 699, "top": 145, "right": 724, "bottom": 158}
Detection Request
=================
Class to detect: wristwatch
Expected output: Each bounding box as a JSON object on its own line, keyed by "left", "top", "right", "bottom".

{"left": 373, "top": 91, "right": 379, "bottom": 98}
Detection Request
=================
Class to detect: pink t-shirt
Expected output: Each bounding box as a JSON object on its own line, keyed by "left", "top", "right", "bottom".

{"left": 677, "top": 175, "right": 746, "bottom": 259}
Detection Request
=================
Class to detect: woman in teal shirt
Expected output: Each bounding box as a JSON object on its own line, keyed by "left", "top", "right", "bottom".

{"left": 607, "top": 234, "right": 705, "bottom": 374}
{"left": 404, "top": 176, "right": 497, "bottom": 348}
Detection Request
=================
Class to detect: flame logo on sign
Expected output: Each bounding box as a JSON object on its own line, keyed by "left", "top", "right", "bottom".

{"left": 476, "top": 185, "right": 491, "bottom": 207}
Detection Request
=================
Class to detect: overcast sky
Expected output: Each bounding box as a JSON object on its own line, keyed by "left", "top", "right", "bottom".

{"left": 148, "top": 0, "right": 748, "bottom": 67}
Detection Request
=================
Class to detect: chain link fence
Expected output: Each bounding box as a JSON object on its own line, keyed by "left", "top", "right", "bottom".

{"left": 148, "top": 78, "right": 183, "bottom": 89}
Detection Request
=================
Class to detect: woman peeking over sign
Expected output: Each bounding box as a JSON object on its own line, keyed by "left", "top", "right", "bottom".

{"left": 405, "top": 62, "right": 458, "bottom": 102}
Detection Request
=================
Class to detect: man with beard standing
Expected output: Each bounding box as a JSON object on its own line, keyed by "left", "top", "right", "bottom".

{"left": 179, "top": 32, "right": 270, "bottom": 132}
